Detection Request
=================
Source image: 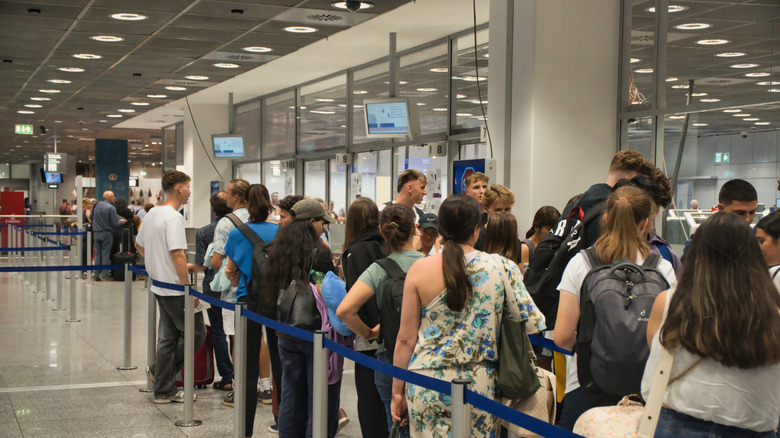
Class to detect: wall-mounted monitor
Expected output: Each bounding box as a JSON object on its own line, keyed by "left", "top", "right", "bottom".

{"left": 451, "top": 159, "right": 497, "bottom": 195}
{"left": 129, "top": 176, "right": 139, "bottom": 187}
{"left": 363, "top": 98, "right": 417, "bottom": 138}
{"left": 40, "top": 168, "right": 63, "bottom": 184}
{"left": 212, "top": 134, "right": 245, "bottom": 158}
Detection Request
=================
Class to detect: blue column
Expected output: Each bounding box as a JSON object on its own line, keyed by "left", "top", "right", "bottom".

{"left": 95, "top": 139, "right": 129, "bottom": 199}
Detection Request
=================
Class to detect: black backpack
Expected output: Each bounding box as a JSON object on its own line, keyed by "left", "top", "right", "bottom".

{"left": 575, "top": 248, "right": 669, "bottom": 405}
{"left": 236, "top": 223, "right": 275, "bottom": 318}
{"left": 375, "top": 257, "right": 407, "bottom": 362}
{"left": 523, "top": 201, "right": 606, "bottom": 329}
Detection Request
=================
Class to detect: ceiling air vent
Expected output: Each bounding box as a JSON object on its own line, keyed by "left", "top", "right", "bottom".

{"left": 307, "top": 14, "right": 343, "bottom": 22}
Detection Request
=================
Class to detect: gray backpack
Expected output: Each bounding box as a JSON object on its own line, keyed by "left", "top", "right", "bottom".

{"left": 575, "top": 247, "right": 669, "bottom": 404}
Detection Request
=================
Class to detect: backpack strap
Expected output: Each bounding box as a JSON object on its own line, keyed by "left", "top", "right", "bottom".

{"left": 581, "top": 200, "right": 607, "bottom": 225}
{"left": 582, "top": 247, "right": 603, "bottom": 270}
{"left": 521, "top": 239, "right": 535, "bottom": 260}
{"left": 772, "top": 266, "right": 780, "bottom": 280}
{"left": 237, "top": 223, "right": 264, "bottom": 247}
{"left": 641, "top": 252, "right": 662, "bottom": 270}
{"left": 226, "top": 212, "right": 242, "bottom": 227}
{"left": 375, "top": 257, "right": 406, "bottom": 280}
{"left": 655, "top": 244, "right": 672, "bottom": 265}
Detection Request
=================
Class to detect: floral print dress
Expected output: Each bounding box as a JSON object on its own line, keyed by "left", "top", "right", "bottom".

{"left": 406, "top": 251, "right": 546, "bottom": 438}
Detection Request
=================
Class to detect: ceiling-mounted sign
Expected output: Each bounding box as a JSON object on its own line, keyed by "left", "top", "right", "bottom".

{"left": 15, "top": 124, "right": 33, "bottom": 135}
{"left": 44, "top": 153, "right": 68, "bottom": 173}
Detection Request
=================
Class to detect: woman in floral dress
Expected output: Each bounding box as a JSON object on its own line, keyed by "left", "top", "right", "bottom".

{"left": 391, "top": 195, "right": 545, "bottom": 438}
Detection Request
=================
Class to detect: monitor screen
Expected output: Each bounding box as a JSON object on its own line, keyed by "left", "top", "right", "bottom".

{"left": 212, "top": 135, "right": 245, "bottom": 158}
{"left": 43, "top": 171, "right": 62, "bottom": 184}
{"left": 364, "top": 99, "right": 412, "bottom": 137}
{"left": 129, "top": 176, "right": 139, "bottom": 187}
{"left": 452, "top": 159, "right": 486, "bottom": 195}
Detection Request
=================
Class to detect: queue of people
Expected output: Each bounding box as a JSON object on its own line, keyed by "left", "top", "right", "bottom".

{"left": 133, "top": 160, "right": 779, "bottom": 438}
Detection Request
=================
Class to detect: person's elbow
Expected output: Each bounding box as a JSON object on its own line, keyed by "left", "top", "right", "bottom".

{"left": 335, "top": 302, "right": 353, "bottom": 323}
{"left": 553, "top": 330, "right": 574, "bottom": 351}
{"left": 209, "top": 254, "right": 221, "bottom": 270}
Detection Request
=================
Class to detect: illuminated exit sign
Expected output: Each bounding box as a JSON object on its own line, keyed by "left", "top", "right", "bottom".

{"left": 15, "top": 124, "right": 34, "bottom": 135}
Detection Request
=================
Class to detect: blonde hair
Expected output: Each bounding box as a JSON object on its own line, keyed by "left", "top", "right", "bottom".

{"left": 594, "top": 186, "right": 653, "bottom": 265}
{"left": 481, "top": 184, "right": 515, "bottom": 209}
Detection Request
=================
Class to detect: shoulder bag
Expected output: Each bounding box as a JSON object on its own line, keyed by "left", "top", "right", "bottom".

{"left": 276, "top": 249, "right": 321, "bottom": 333}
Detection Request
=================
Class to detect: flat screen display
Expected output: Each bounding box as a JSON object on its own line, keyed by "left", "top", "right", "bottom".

{"left": 40, "top": 168, "right": 63, "bottom": 184}
{"left": 212, "top": 135, "right": 245, "bottom": 158}
{"left": 364, "top": 99, "right": 412, "bottom": 137}
{"left": 452, "top": 159, "right": 486, "bottom": 195}
{"left": 129, "top": 176, "right": 139, "bottom": 187}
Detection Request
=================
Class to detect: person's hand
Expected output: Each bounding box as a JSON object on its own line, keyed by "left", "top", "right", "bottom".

{"left": 193, "top": 297, "right": 200, "bottom": 308}
{"left": 366, "top": 324, "right": 380, "bottom": 341}
{"left": 120, "top": 218, "right": 128, "bottom": 224}
{"left": 391, "top": 392, "right": 408, "bottom": 423}
{"left": 187, "top": 263, "right": 194, "bottom": 273}
{"left": 224, "top": 267, "right": 237, "bottom": 280}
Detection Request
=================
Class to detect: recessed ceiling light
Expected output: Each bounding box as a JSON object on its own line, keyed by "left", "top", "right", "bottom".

{"left": 91, "top": 35, "right": 124, "bottom": 42}
{"left": 646, "top": 5, "right": 688, "bottom": 13}
{"left": 47, "top": 79, "right": 71, "bottom": 84}
{"left": 432, "top": 108, "right": 447, "bottom": 112}
{"left": 691, "top": 92, "right": 708, "bottom": 96}
{"left": 429, "top": 67, "right": 448, "bottom": 73}
{"left": 242, "top": 46, "right": 273, "bottom": 53}
{"left": 417, "top": 102, "right": 426, "bottom": 106}
{"left": 39, "top": 89, "right": 60, "bottom": 93}
{"left": 734, "top": 113, "right": 751, "bottom": 117}
{"left": 147, "top": 94, "right": 167, "bottom": 98}
{"left": 666, "top": 77, "right": 678, "bottom": 82}
{"left": 731, "top": 63, "right": 759, "bottom": 69}
{"left": 58, "top": 67, "right": 84, "bottom": 72}
{"left": 697, "top": 39, "right": 729, "bottom": 45}
{"left": 755, "top": 122, "right": 771, "bottom": 125}
{"left": 674, "top": 23, "right": 711, "bottom": 30}
{"left": 700, "top": 98, "right": 721, "bottom": 102}
{"left": 456, "top": 113, "right": 473, "bottom": 117}
{"left": 330, "top": 1, "right": 374, "bottom": 10}
{"left": 456, "top": 94, "right": 467, "bottom": 99}
{"left": 184, "top": 75, "right": 209, "bottom": 80}
{"left": 54, "top": 120, "right": 62, "bottom": 123}
{"left": 671, "top": 84, "right": 689, "bottom": 89}
{"left": 743, "top": 118, "right": 760, "bottom": 121}
{"left": 310, "top": 110, "right": 335, "bottom": 114}
{"left": 746, "top": 72, "right": 771, "bottom": 78}
{"left": 117, "top": 109, "right": 135, "bottom": 113}
{"left": 165, "top": 86, "right": 186, "bottom": 91}
{"left": 30, "top": 97, "right": 50, "bottom": 101}
{"left": 630, "top": 58, "right": 641, "bottom": 63}
{"left": 110, "top": 13, "right": 148, "bottom": 21}
{"left": 315, "top": 98, "right": 335, "bottom": 102}
{"left": 692, "top": 123, "right": 708, "bottom": 127}
{"left": 716, "top": 52, "right": 746, "bottom": 58}
{"left": 668, "top": 115, "right": 686, "bottom": 119}
{"left": 723, "top": 109, "right": 741, "bottom": 113}
{"left": 72, "top": 53, "right": 102, "bottom": 60}
{"left": 106, "top": 114, "right": 122, "bottom": 118}
{"left": 417, "top": 87, "right": 438, "bottom": 92}
{"left": 353, "top": 90, "right": 367, "bottom": 95}
{"left": 24, "top": 104, "right": 42, "bottom": 108}
{"left": 337, "top": 104, "right": 347, "bottom": 108}
{"left": 17, "top": 110, "right": 35, "bottom": 114}
{"left": 213, "top": 63, "right": 239, "bottom": 68}
{"left": 382, "top": 81, "right": 408, "bottom": 85}
{"left": 453, "top": 75, "right": 486, "bottom": 82}
{"left": 757, "top": 81, "right": 780, "bottom": 86}
{"left": 284, "top": 26, "right": 317, "bottom": 33}
{"left": 131, "top": 102, "right": 150, "bottom": 106}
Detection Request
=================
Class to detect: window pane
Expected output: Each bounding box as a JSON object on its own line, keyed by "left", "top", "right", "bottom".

{"left": 234, "top": 101, "right": 261, "bottom": 160}
{"left": 459, "top": 142, "right": 487, "bottom": 159}
{"left": 263, "top": 160, "right": 295, "bottom": 198}
{"left": 624, "top": 1, "right": 656, "bottom": 111}
{"left": 395, "top": 145, "right": 448, "bottom": 212}
{"left": 303, "top": 160, "right": 327, "bottom": 200}
{"left": 626, "top": 117, "right": 654, "bottom": 159}
{"left": 162, "top": 125, "right": 177, "bottom": 171}
{"left": 330, "top": 159, "right": 347, "bottom": 221}
{"left": 352, "top": 150, "right": 392, "bottom": 204}
{"left": 262, "top": 91, "right": 296, "bottom": 159}
{"left": 353, "top": 63, "right": 390, "bottom": 144}
{"left": 299, "top": 75, "right": 347, "bottom": 153}
{"left": 399, "top": 44, "right": 449, "bottom": 135}
{"left": 453, "top": 30, "right": 489, "bottom": 130}
{"left": 236, "top": 162, "right": 261, "bottom": 184}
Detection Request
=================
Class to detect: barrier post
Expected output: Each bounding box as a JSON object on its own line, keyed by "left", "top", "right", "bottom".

{"left": 24, "top": 233, "right": 30, "bottom": 285}
{"left": 86, "top": 228, "right": 92, "bottom": 279}
{"left": 140, "top": 277, "right": 155, "bottom": 393}
{"left": 34, "top": 241, "right": 41, "bottom": 292}
{"left": 175, "top": 285, "right": 202, "bottom": 427}
{"left": 10, "top": 225, "right": 15, "bottom": 268}
{"left": 53, "top": 247, "right": 65, "bottom": 311}
{"left": 451, "top": 379, "right": 471, "bottom": 438}
{"left": 66, "top": 244, "right": 80, "bottom": 323}
{"left": 312, "top": 330, "right": 328, "bottom": 438}
{"left": 233, "top": 303, "right": 247, "bottom": 438}
{"left": 43, "top": 239, "right": 54, "bottom": 302}
{"left": 117, "top": 264, "right": 137, "bottom": 370}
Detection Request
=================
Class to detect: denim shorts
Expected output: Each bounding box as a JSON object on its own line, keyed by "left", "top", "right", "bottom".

{"left": 655, "top": 407, "right": 778, "bottom": 438}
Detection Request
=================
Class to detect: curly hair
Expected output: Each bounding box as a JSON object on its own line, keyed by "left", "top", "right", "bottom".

{"left": 481, "top": 184, "right": 515, "bottom": 209}
{"left": 279, "top": 195, "right": 304, "bottom": 215}
{"left": 608, "top": 150, "right": 655, "bottom": 177}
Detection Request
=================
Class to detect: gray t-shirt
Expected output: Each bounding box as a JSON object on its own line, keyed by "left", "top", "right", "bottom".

{"left": 358, "top": 249, "right": 424, "bottom": 305}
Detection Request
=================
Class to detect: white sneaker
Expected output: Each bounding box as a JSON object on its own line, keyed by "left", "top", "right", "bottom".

{"left": 171, "top": 390, "right": 196, "bottom": 403}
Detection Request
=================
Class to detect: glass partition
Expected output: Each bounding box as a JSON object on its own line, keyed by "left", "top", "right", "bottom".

{"left": 330, "top": 159, "right": 347, "bottom": 221}
{"left": 352, "top": 63, "right": 390, "bottom": 144}
{"left": 262, "top": 91, "right": 296, "bottom": 159}
{"left": 452, "top": 30, "right": 489, "bottom": 130}
{"left": 263, "top": 160, "right": 295, "bottom": 199}
{"left": 399, "top": 43, "right": 449, "bottom": 135}
{"left": 459, "top": 142, "right": 488, "bottom": 159}
{"left": 236, "top": 161, "right": 261, "bottom": 184}
{"left": 303, "top": 160, "right": 327, "bottom": 200}
{"left": 234, "top": 100, "right": 261, "bottom": 160}
{"left": 395, "top": 145, "right": 448, "bottom": 213}
{"left": 352, "top": 150, "right": 392, "bottom": 204}
{"left": 299, "top": 75, "right": 347, "bottom": 153}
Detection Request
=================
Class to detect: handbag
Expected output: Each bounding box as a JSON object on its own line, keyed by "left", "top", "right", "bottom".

{"left": 501, "top": 366, "right": 557, "bottom": 437}
{"left": 276, "top": 249, "right": 321, "bottom": 333}
{"left": 494, "top": 254, "right": 541, "bottom": 400}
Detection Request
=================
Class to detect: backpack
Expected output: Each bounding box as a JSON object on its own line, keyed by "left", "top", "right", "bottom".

{"left": 375, "top": 257, "right": 407, "bottom": 362}
{"left": 523, "top": 200, "right": 606, "bottom": 329}
{"left": 236, "top": 223, "right": 275, "bottom": 318}
{"left": 575, "top": 248, "right": 669, "bottom": 405}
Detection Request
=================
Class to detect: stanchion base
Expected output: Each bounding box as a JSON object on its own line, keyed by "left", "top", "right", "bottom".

{"left": 175, "top": 420, "right": 202, "bottom": 427}
{"left": 65, "top": 319, "right": 81, "bottom": 323}
{"left": 116, "top": 366, "right": 138, "bottom": 371}
{"left": 139, "top": 388, "right": 154, "bottom": 393}
{"left": 53, "top": 308, "right": 67, "bottom": 311}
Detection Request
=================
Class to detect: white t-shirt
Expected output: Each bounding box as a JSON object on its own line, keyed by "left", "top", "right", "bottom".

{"left": 135, "top": 205, "right": 188, "bottom": 296}
{"left": 557, "top": 250, "right": 677, "bottom": 394}
{"left": 770, "top": 265, "right": 780, "bottom": 290}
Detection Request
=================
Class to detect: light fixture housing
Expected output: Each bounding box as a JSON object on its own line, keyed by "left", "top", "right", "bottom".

{"left": 91, "top": 35, "right": 124, "bottom": 42}
{"left": 30, "top": 97, "right": 51, "bottom": 101}
{"left": 646, "top": 5, "right": 688, "bottom": 13}
{"left": 184, "top": 75, "right": 209, "bottom": 80}
{"left": 213, "top": 63, "right": 239, "bottom": 68}
{"left": 131, "top": 102, "right": 150, "bottom": 106}
{"left": 165, "top": 86, "right": 186, "bottom": 91}
{"left": 330, "top": 1, "right": 375, "bottom": 10}
{"left": 745, "top": 72, "right": 770, "bottom": 78}
{"left": 731, "top": 63, "right": 759, "bottom": 69}
{"left": 39, "top": 89, "right": 61, "bottom": 93}
{"left": 716, "top": 52, "right": 746, "bottom": 58}
{"left": 58, "top": 67, "right": 84, "bottom": 72}
{"left": 47, "top": 79, "right": 71, "bottom": 84}
{"left": 72, "top": 53, "right": 102, "bottom": 60}
{"left": 284, "top": 26, "right": 318, "bottom": 33}
{"left": 697, "top": 39, "right": 730, "bottom": 45}
{"left": 699, "top": 98, "right": 721, "bottom": 102}
{"left": 110, "top": 13, "right": 148, "bottom": 21}
{"left": 242, "top": 46, "right": 273, "bottom": 53}
{"left": 147, "top": 94, "right": 167, "bottom": 98}
{"left": 674, "top": 23, "right": 711, "bottom": 30}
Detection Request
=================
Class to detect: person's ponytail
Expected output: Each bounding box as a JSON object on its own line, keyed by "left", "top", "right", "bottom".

{"left": 595, "top": 186, "right": 652, "bottom": 264}
{"left": 439, "top": 195, "right": 482, "bottom": 311}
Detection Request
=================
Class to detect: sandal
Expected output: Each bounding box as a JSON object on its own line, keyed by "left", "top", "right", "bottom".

{"left": 213, "top": 379, "right": 233, "bottom": 391}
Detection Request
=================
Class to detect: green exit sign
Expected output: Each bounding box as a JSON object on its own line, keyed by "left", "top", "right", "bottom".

{"left": 715, "top": 152, "right": 730, "bottom": 163}
{"left": 15, "top": 124, "right": 33, "bottom": 135}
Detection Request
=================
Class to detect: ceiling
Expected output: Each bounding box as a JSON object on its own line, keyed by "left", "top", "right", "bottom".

{"left": 0, "top": 0, "right": 412, "bottom": 164}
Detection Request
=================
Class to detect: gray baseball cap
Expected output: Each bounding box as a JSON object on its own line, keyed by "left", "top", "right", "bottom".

{"left": 291, "top": 198, "right": 334, "bottom": 224}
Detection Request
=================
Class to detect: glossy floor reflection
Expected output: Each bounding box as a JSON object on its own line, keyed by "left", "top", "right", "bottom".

{"left": 0, "top": 265, "right": 360, "bottom": 437}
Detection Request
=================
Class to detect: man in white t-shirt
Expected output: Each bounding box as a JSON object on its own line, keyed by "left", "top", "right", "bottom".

{"left": 379, "top": 169, "right": 427, "bottom": 224}
{"left": 135, "top": 170, "right": 205, "bottom": 404}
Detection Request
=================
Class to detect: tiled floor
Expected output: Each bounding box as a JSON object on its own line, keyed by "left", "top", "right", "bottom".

{"left": 0, "top": 265, "right": 361, "bottom": 438}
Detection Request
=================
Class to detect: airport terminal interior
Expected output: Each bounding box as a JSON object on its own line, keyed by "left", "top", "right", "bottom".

{"left": 0, "top": 0, "right": 779, "bottom": 436}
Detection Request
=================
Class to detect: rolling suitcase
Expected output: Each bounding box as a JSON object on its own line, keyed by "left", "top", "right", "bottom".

{"left": 175, "top": 324, "right": 215, "bottom": 389}
{"left": 111, "top": 228, "right": 136, "bottom": 281}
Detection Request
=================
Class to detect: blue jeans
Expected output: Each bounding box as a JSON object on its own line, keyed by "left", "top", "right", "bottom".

{"left": 375, "top": 350, "right": 409, "bottom": 437}
{"left": 655, "top": 408, "right": 778, "bottom": 438}
{"left": 205, "top": 301, "right": 233, "bottom": 381}
{"left": 278, "top": 337, "right": 341, "bottom": 438}
{"left": 93, "top": 230, "right": 113, "bottom": 279}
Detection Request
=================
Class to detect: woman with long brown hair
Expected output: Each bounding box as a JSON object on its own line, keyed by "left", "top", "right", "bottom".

{"left": 643, "top": 212, "right": 780, "bottom": 437}
{"left": 484, "top": 211, "right": 521, "bottom": 263}
{"left": 554, "top": 186, "right": 677, "bottom": 429}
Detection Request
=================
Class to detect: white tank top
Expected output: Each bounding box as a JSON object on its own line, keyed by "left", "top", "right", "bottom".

{"left": 641, "top": 286, "right": 780, "bottom": 432}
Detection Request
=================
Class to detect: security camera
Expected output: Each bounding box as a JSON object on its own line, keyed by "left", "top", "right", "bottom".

{"left": 741, "top": 131, "right": 748, "bottom": 138}
{"left": 345, "top": 0, "right": 362, "bottom": 12}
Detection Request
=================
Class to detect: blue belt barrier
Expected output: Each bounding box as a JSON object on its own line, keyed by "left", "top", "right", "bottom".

{"left": 12, "top": 224, "right": 56, "bottom": 228}
{"left": 0, "top": 264, "right": 121, "bottom": 273}
{"left": 0, "top": 246, "right": 70, "bottom": 252}
{"left": 31, "top": 231, "right": 87, "bottom": 236}
{"left": 528, "top": 334, "right": 573, "bottom": 356}
{"left": 465, "top": 390, "right": 581, "bottom": 438}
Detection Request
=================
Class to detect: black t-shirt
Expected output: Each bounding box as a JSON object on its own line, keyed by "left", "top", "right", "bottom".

{"left": 578, "top": 183, "right": 613, "bottom": 248}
